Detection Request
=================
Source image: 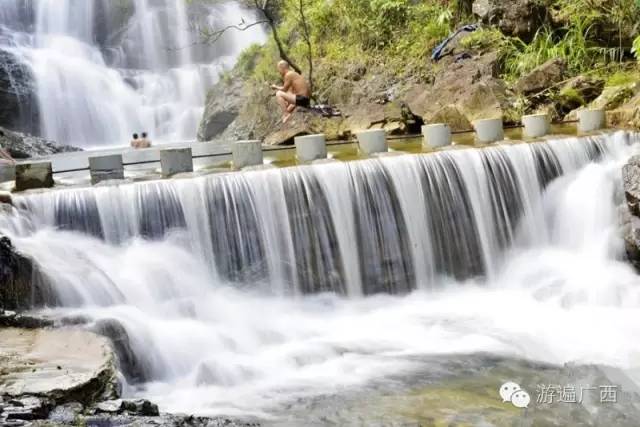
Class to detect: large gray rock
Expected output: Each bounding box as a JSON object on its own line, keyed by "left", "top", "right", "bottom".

{"left": 407, "top": 52, "right": 516, "bottom": 124}
{"left": 0, "top": 328, "right": 119, "bottom": 404}
{"left": 0, "top": 49, "right": 39, "bottom": 135}
{"left": 0, "top": 126, "right": 81, "bottom": 159}
{"left": 197, "top": 77, "right": 244, "bottom": 142}
{"left": 472, "top": 0, "right": 549, "bottom": 42}
{"left": 515, "top": 58, "right": 566, "bottom": 95}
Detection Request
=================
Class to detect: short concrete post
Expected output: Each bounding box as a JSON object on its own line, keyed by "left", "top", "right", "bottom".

{"left": 232, "top": 140, "right": 263, "bottom": 169}
{"left": 473, "top": 118, "right": 504, "bottom": 144}
{"left": 15, "top": 161, "right": 54, "bottom": 191}
{"left": 522, "top": 113, "right": 550, "bottom": 138}
{"left": 578, "top": 109, "right": 606, "bottom": 133}
{"left": 89, "top": 154, "right": 124, "bottom": 185}
{"left": 160, "top": 148, "right": 193, "bottom": 177}
{"left": 295, "top": 134, "right": 327, "bottom": 163}
{"left": 422, "top": 123, "right": 452, "bottom": 148}
{"left": 0, "top": 164, "right": 15, "bottom": 183}
{"left": 355, "top": 129, "right": 388, "bottom": 155}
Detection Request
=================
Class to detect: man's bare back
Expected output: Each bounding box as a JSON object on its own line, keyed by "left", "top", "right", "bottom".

{"left": 272, "top": 61, "right": 312, "bottom": 123}
{"left": 284, "top": 70, "right": 310, "bottom": 98}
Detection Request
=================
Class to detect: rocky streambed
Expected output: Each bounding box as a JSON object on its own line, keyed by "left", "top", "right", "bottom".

{"left": 0, "top": 323, "right": 260, "bottom": 427}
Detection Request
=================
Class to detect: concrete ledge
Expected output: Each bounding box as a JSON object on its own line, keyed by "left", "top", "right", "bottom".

{"left": 578, "top": 109, "right": 606, "bottom": 133}
{"left": 522, "top": 114, "right": 550, "bottom": 138}
{"left": 89, "top": 155, "right": 124, "bottom": 185}
{"left": 355, "top": 129, "right": 388, "bottom": 155}
{"left": 473, "top": 118, "right": 504, "bottom": 144}
{"left": 15, "top": 161, "right": 54, "bottom": 192}
{"left": 422, "top": 123, "right": 452, "bottom": 148}
{"left": 295, "top": 134, "right": 327, "bottom": 163}
{"left": 160, "top": 148, "right": 193, "bottom": 177}
{"left": 232, "top": 140, "right": 263, "bottom": 169}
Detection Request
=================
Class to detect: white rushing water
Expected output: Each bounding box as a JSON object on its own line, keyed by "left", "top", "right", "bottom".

{"left": 2, "top": 133, "right": 640, "bottom": 418}
{"left": 0, "top": 0, "right": 266, "bottom": 147}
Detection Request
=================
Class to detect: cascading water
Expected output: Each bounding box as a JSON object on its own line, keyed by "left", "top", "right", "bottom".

{"left": 2, "top": 133, "right": 640, "bottom": 418}
{"left": 0, "top": 0, "right": 266, "bottom": 147}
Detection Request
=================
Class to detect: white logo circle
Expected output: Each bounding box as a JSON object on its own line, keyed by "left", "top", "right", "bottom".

{"left": 499, "top": 382, "right": 521, "bottom": 402}
{"left": 511, "top": 390, "right": 531, "bottom": 408}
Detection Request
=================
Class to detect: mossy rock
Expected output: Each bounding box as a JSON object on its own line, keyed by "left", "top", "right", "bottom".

{"left": 590, "top": 83, "right": 640, "bottom": 111}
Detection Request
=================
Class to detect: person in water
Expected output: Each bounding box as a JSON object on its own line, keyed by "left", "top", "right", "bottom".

{"left": 138, "top": 132, "right": 152, "bottom": 148}
{"left": 271, "top": 60, "right": 311, "bottom": 124}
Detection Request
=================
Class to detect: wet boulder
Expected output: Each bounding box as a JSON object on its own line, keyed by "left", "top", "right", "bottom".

{"left": 623, "top": 155, "right": 640, "bottom": 217}
{"left": 95, "top": 399, "right": 159, "bottom": 417}
{"left": 93, "top": 318, "right": 153, "bottom": 384}
{"left": 0, "top": 126, "right": 81, "bottom": 160}
{"left": 0, "top": 235, "right": 36, "bottom": 311}
{"left": 0, "top": 49, "right": 39, "bottom": 135}
{"left": 622, "top": 155, "right": 640, "bottom": 271}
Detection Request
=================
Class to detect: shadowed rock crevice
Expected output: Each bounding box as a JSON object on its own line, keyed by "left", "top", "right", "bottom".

{"left": 0, "top": 235, "right": 57, "bottom": 311}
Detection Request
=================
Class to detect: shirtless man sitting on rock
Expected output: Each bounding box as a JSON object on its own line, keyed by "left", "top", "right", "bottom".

{"left": 271, "top": 60, "right": 311, "bottom": 124}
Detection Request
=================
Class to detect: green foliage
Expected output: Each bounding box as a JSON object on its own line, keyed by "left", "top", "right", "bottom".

{"left": 501, "top": 25, "right": 592, "bottom": 79}
{"left": 229, "top": 0, "right": 640, "bottom": 97}
{"left": 235, "top": 44, "right": 263, "bottom": 77}
{"left": 558, "top": 87, "right": 585, "bottom": 105}
{"left": 233, "top": 0, "right": 454, "bottom": 86}
{"left": 460, "top": 28, "right": 514, "bottom": 54}
{"left": 633, "top": 36, "right": 640, "bottom": 62}
{"left": 607, "top": 70, "right": 640, "bottom": 86}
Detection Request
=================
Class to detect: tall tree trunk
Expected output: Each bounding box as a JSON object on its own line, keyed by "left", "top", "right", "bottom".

{"left": 297, "top": 0, "right": 314, "bottom": 93}
{"left": 255, "top": 0, "right": 303, "bottom": 74}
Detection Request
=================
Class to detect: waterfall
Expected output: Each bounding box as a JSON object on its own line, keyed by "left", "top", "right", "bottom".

{"left": 0, "top": 0, "right": 266, "bottom": 147}
{"left": 2, "top": 133, "right": 640, "bottom": 417}
{"left": 5, "top": 133, "right": 618, "bottom": 296}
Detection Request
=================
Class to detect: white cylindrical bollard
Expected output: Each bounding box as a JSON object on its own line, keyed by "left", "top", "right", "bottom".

{"left": 522, "top": 113, "right": 550, "bottom": 138}
{"left": 422, "top": 123, "right": 452, "bottom": 148}
{"left": 473, "top": 118, "right": 504, "bottom": 144}
{"left": 232, "top": 140, "right": 263, "bottom": 169}
{"left": 89, "top": 154, "right": 124, "bottom": 185}
{"left": 295, "top": 134, "right": 327, "bottom": 163}
{"left": 578, "top": 109, "right": 606, "bottom": 133}
{"left": 15, "top": 161, "right": 54, "bottom": 191}
{"left": 160, "top": 148, "right": 193, "bottom": 177}
{"left": 355, "top": 129, "right": 388, "bottom": 155}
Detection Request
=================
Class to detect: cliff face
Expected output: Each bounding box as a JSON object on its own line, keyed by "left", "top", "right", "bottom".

{"left": 0, "top": 49, "right": 39, "bottom": 136}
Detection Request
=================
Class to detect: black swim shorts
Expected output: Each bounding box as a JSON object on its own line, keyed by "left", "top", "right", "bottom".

{"left": 295, "top": 95, "right": 311, "bottom": 108}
